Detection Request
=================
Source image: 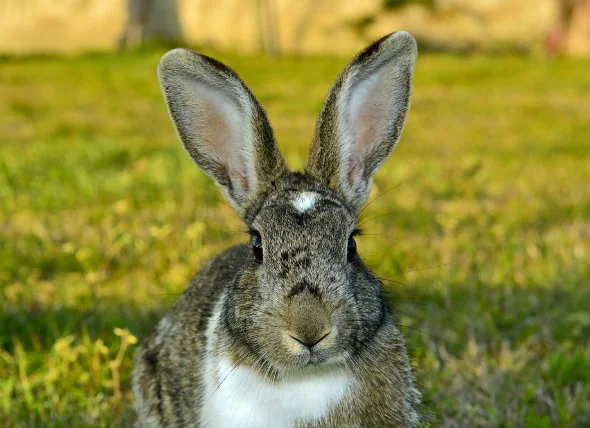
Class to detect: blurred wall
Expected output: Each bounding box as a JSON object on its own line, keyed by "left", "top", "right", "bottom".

{"left": 0, "top": 0, "right": 127, "bottom": 54}
{"left": 0, "top": 0, "right": 588, "bottom": 55}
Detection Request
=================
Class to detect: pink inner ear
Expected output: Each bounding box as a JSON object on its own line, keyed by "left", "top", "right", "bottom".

{"left": 197, "top": 87, "right": 249, "bottom": 192}
{"left": 347, "top": 67, "right": 394, "bottom": 184}
{"left": 229, "top": 170, "right": 249, "bottom": 192}
{"left": 347, "top": 152, "right": 363, "bottom": 184}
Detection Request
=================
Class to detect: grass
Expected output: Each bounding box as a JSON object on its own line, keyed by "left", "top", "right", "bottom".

{"left": 0, "top": 47, "right": 589, "bottom": 426}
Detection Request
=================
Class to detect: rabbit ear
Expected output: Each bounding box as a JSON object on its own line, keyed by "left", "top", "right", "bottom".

{"left": 305, "top": 32, "right": 417, "bottom": 214}
{"left": 158, "top": 49, "right": 287, "bottom": 218}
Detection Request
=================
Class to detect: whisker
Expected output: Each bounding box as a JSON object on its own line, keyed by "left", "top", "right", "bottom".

{"left": 356, "top": 212, "right": 396, "bottom": 228}
{"left": 398, "top": 323, "right": 450, "bottom": 344}
{"left": 377, "top": 277, "right": 409, "bottom": 287}
{"left": 391, "top": 261, "right": 456, "bottom": 277}
{"left": 356, "top": 181, "right": 406, "bottom": 219}
{"left": 202, "top": 352, "right": 250, "bottom": 407}
{"left": 357, "top": 233, "right": 402, "bottom": 241}
{"left": 390, "top": 303, "right": 471, "bottom": 328}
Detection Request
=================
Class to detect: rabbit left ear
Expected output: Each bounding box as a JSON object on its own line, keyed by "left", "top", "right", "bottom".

{"left": 305, "top": 32, "right": 417, "bottom": 215}
{"left": 158, "top": 49, "right": 288, "bottom": 219}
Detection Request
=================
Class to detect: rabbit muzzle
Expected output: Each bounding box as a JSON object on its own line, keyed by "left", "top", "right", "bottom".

{"left": 282, "top": 292, "right": 336, "bottom": 365}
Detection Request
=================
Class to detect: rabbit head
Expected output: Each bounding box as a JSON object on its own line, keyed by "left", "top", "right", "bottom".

{"left": 158, "top": 32, "right": 417, "bottom": 372}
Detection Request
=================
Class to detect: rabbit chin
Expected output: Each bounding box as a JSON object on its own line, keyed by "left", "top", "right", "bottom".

{"left": 200, "top": 356, "right": 353, "bottom": 428}
{"left": 287, "top": 347, "right": 350, "bottom": 369}
{"left": 201, "top": 303, "right": 354, "bottom": 428}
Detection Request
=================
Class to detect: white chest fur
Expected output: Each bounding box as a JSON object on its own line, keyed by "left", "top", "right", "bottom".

{"left": 200, "top": 356, "right": 352, "bottom": 428}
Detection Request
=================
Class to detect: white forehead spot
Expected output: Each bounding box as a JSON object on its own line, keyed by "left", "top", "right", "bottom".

{"left": 292, "top": 191, "right": 318, "bottom": 213}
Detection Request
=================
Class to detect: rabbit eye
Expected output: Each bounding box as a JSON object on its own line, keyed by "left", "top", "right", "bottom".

{"left": 252, "top": 233, "right": 263, "bottom": 262}
{"left": 347, "top": 236, "right": 357, "bottom": 262}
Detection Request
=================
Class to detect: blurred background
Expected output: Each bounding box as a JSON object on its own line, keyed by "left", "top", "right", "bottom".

{"left": 0, "top": 0, "right": 589, "bottom": 426}
{"left": 1, "top": 0, "right": 590, "bottom": 56}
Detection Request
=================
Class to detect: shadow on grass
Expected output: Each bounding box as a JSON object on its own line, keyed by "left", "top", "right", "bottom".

{"left": 1, "top": 275, "right": 589, "bottom": 425}
{"left": 2, "top": 270, "right": 588, "bottom": 357}
{"left": 0, "top": 302, "right": 166, "bottom": 352}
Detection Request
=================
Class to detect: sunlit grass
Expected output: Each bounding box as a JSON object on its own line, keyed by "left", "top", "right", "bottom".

{"left": 0, "top": 48, "right": 589, "bottom": 426}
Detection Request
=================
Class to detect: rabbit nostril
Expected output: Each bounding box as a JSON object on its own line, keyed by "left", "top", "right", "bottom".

{"left": 288, "top": 331, "right": 331, "bottom": 348}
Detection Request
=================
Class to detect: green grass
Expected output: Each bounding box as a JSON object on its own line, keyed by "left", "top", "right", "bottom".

{"left": 1, "top": 48, "right": 589, "bottom": 426}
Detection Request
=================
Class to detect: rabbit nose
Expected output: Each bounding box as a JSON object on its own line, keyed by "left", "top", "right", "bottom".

{"left": 284, "top": 292, "right": 332, "bottom": 349}
{"left": 288, "top": 330, "right": 331, "bottom": 348}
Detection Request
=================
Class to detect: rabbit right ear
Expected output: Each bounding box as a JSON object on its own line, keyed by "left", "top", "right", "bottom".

{"left": 158, "top": 49, "right": 287, "bottom": 219}
{"left": 305, "top": 32, "right": 417, "bottom": 215}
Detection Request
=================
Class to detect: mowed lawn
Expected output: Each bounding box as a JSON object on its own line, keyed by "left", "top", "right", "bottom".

{"left": 0, "top": 47, "right": 589, "bottom": 426}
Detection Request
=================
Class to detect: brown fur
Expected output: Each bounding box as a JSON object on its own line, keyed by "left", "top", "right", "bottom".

{"left": 133, "top": 32, "right": 422, "bottom": 427}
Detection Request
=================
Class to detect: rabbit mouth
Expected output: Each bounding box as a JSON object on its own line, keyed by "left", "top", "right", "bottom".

{"left": 295, "top": 349, "right": 327, "bottom": 366}
{"left": 303, "top": 353, "right": 329, "bottom": 366}
{"left": 292, "top": 344, "right": 350, "bottom": 369}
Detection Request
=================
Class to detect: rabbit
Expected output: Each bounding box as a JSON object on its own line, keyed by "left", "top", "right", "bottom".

{"left": 133, "top": 31, "right": 422, "bottom": 428}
